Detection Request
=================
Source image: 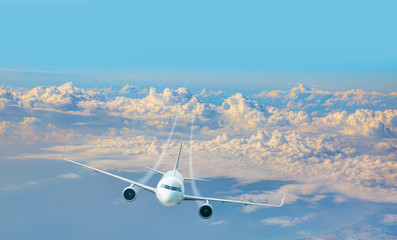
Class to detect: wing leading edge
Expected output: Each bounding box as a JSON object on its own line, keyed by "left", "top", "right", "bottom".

{"left": 183, "top": 192, "right": 286, "bottom": 207}
{"left": 63, "top": 155, "right": 156, "bottom": 193}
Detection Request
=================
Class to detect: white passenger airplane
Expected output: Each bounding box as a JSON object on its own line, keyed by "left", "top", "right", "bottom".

{"left": 64, "top": 138, "right": 286, "bottom": 219}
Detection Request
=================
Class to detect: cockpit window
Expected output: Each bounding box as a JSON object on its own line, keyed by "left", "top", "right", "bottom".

{"left": 161, "top": 184, "right": 182, "bottom": 192}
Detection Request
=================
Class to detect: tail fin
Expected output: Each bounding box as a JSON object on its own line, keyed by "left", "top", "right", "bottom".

{"left": 174, "top": 137, "right": 183, "bottom": 171}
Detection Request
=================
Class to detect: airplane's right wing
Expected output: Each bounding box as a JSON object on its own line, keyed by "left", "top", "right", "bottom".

{"left": 183, "top": 193, "right": 286, "bottom": 207}
{"left": 64, "top": 156, "right": 156, "bottom": 193}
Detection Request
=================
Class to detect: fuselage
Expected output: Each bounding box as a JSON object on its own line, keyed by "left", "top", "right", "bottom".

{"left": 155, "top": 170, "right": 185, "bottom": 207}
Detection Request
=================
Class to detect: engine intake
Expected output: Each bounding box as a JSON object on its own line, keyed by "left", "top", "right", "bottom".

{"left": 122, "top": 186, "right": 137, "bottom": 202}
{"left": 198, "top": 204, "right": 213, "bottom": 219}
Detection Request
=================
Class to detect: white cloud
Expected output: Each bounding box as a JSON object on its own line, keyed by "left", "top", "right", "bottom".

{"left": 198, "top": 88, "right": 224, "bottom": 98}
{"left": 210, "top": 220, "right": 225, "bottom": 225}
{"left": 57, "top": 173, "right": 81, "bottom": 179}
{"left": 1, "top": 82, "right": 397, "bottom": 207}
{"left": 220, "top": 93, "right": 267, "bottom": 130}
{"left": 381, "top": 214, "right": 397, "bottom": 225}
{"left": 254, "top": 84, "right": 397, "bottom": 114}
{"left": 333, "top": 195, "right": 348, "bottom": 203}
{"left": 262, "top": 213, "right": 316, "bottom": 227}
{"left": 118, "top": 84, "right": 136, "bottom": 95}
{"left": 311, "top": 109, "right": 397, "bottom": 137}
{"left": 16, "top": 82, "right": 106, "bottom": 110}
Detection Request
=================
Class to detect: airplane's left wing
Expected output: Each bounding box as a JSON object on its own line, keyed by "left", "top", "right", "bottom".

{"left": 64, "top": 156, "right": 156, "bottom": 193}
{"left": 183, "top": 193, "right": 286, "bottom": 207}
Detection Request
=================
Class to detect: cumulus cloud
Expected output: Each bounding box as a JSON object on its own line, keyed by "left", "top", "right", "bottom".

{"left": 310, "top": 109, "right": 397, "bottom": 137}
{"left": 1, "top": 82, "right": 396, "bottom": 207}
{"left": 118, "top": 84, "right": 136, "bottom": 95}
{"left": 220, "top": 93, "right": 267, "bottom": 130}
{"left": 16, "top": 82, "right": 106, "bottom": 110}
{"left": 0, "top": 116, "right": 75, "bottom": 147}
{"left": 254, "top": 84, "right": 397, "bottom": 114}
{"left": 77, "top": 86, "right": 220, "bottom": 130}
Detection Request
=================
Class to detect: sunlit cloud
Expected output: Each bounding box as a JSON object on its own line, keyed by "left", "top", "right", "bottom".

{"left": 1, "top": 82, "right": 396, "bottom": 207}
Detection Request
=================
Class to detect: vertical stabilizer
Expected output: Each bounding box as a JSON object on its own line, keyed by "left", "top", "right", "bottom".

{"left": 174, "top": 137, "right": 183, "bottom": 171}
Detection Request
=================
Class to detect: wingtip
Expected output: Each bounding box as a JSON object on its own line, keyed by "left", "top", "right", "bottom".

{"left": 63, "top": 145, "right": 71, "bottom": 162}
{"left": 278, "top": 192, "right": 286, "bottom": 207}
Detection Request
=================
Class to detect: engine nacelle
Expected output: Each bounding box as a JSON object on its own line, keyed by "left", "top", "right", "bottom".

{"left": 122, "top": 186, "right": 137, "bottom": 202}
{"left": 198, "top": 204, "right": 213, "bottom": 219}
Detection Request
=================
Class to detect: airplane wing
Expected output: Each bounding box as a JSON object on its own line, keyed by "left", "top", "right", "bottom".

{"left": 183, "top": 192, "right": 286, "bottom": 207}
{"left": 64, "top": 156, "right": 156, "bottom": 194}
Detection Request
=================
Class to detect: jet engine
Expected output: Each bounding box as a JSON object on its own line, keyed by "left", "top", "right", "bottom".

{"left": 122, "top": 186, "right": 137, "bottom": 202}
{"left": 198, "top": 204, "right": 213, "bottom": 219}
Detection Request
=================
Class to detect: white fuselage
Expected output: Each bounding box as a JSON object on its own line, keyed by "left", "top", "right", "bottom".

{"left": 155, "top": 170, "right": 185, "bottom": 207}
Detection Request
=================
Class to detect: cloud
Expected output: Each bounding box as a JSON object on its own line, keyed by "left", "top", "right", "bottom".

{"left": 57, "top": 173, "right": 81, "bottom": 179}
{"left": 2, "top": 180, "right": 41, "bottom": 191}
{"left": 262, "top": 213, "right": 316, "bottom": 227}
{"left": 381, "top": 214, "right": 397, "bottom": 225}
{"left": 210, "top": 220, "right": 225, "bottom": 225}
{"left": 310, "top": 109, "right": 397, "bottom": 137}
{"left": 2, "top": 82, "right": 396, "bottom": 136}
{"left": 333, "top": 195, "right": 348, "bottom": 203}
{"left": 198, "top": 88, "right": 224, "bottom": 98}
{"left": 15, "top": 82, "right": 106, "bottom": 111}
{"left": 220, "top": 93, "right": 267, "bottom": 130}
{"left": 118, "top": 84, "right": 136, "bottom": 95}
{"left": 1, "top": 82, "right": 397, "bottom": 206}
{"left": 254, "top": 84, "right": 397, "bottom": 114}
{"left": 0, "top": 116, "right": 75, "bottom": 147}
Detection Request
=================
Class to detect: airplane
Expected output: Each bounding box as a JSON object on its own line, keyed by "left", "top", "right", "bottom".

{"left": 63, "top": 137, "right": 286, "bottom": 219}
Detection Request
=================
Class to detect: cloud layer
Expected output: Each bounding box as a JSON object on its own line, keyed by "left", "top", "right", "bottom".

{"left": 1, "top": 82, "right": 396, "bottom": 205}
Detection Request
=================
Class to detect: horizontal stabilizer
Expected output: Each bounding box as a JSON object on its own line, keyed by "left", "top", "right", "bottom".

{"left": 185, "top": 177, "right": 210, "bottom": 182}
{"left": 140, "top": 165, "right": 164, "bottom": 175}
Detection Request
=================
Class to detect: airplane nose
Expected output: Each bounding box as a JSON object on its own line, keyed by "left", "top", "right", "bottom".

{"left": 162, "top": 192, "right": 173, "bottom": 202}
{"left": 157, "top": 190, "right": 178, "bottom": 207}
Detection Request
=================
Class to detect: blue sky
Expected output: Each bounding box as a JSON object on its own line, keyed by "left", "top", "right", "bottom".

{"left": 1, "top": 0, "right": 397, "bottom": 92}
